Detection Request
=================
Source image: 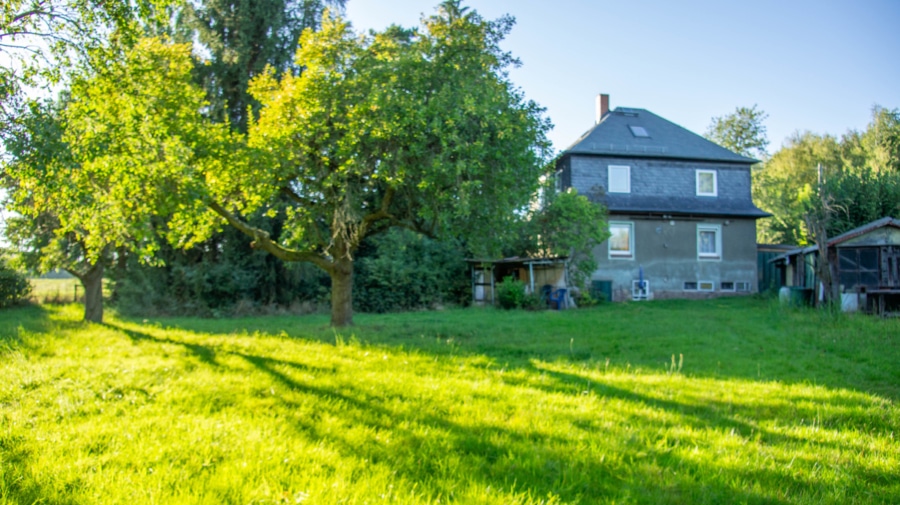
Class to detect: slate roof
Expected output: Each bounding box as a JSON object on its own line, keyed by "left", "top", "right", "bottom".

{"left": 564, "top": 107, "right": 759, "bottom": 164}
{"left": 598, "top": 194, "right": 771, "bottom": 218}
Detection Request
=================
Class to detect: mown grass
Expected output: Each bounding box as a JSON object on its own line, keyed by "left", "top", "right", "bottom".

{"left": 1, "top": 298, "right": 898, "bottom": 504}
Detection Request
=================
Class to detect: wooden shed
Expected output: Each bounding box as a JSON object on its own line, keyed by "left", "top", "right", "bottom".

{"left": 466, "top": 257, "right": 571, "bottom": 308}
{"left": 771, "top": 217, "right": 900, "bottom": 314}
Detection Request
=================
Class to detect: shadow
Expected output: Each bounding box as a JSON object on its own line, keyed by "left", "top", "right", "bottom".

{"left": 109, "top": 323, "right": 220, "bottom": 367}
{"left": 101, "top": 302, "right": 900, "bottom": 503}
{"left": 0, "top": 303, "right": 87, "bottom": 355}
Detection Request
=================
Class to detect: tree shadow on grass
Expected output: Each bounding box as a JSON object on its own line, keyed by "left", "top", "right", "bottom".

{"left": 96, "top": 322, "right": 897, "bottom": 504}
{"left": 129, "top": 304, "right": 900, "bottom": 403}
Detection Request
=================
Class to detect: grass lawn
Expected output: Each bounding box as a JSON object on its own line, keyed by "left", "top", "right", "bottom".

{"left": 1, "top": 298, "right": 898, "bottom": 504}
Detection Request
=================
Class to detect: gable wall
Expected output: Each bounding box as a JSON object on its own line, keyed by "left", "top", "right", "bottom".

{"left": 566, "top": 154, "right": 753, "bottom": 205}
{"left": 594, "top": 215, "right": 758, "bottom": 300}
{"left": 837, "top": 227, "right": 900, "bottom": 248}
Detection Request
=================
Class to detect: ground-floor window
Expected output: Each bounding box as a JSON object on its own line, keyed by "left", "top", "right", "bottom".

{"left": 609, "top": 222, "right": 634, "bottom": 259}
{"left": 697, "top": 224, "right": 722, "bottom": 260}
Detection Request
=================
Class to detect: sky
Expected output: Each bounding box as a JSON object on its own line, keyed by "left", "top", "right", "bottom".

{"left": 344, "top": 0, "right": 900, "bottom": 155}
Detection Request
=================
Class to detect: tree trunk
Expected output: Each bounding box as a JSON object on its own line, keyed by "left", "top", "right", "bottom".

{"left": 82, "top": 261, "right": 104, "bottom": 323}
{"left": 330, "top": 257, "right": 354, "bottom": 327}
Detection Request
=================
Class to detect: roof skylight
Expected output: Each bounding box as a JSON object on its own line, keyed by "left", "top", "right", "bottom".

{"left": 629, "top": 125, "right": 650, "bottom": 138}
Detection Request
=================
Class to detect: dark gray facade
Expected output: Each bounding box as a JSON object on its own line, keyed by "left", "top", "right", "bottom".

{"left": 557, "top": 104, "right": 768, "bottom": 301}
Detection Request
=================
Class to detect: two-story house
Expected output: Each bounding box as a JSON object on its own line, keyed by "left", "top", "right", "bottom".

{"left": 556, "top": 95, "right": 769, "bottom": 301}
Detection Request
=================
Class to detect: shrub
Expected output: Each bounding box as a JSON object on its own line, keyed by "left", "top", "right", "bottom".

{"left": 576, "top": 290, "right": 601, "bottom": 308}
{"left": 0, "top": 258, "right": 32, "bottom": 308}
{"left": 496, "top": 276, "right": 526, "bottom": 310}
{"left": 354, "top": 229, "right": 470, "bottom": 313}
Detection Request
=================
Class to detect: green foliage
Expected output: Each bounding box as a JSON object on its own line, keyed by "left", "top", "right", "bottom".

{"left": 353, "top": 229, "right": 469, "bottom": 313}
{"left": 113, "top": 229, "right": 330, "bottom": 316}
{"left": 755, "top": 106, "right": 900, "bottom": 244}
{"left": 1, "top": 299, "right": 899, "bottom": 503}
{"left": 173, "top": 0, "right": 345, "bottom": 132}
{"left": 754, "top": 132, "right": 844, "bottom": 244}
{"left": 80, "top": 6, "right": 550, "bottom": 326}
{"left": 822, "top": 167, "right": 900, "bottom": 236}
{"left": 126, "top": 0, "right": 343, "bottom": 310}
{"left": 0, "top": 0, "right": 169, "bottom": 131}
{"left": 525, "top": 186, "right": 609, "bottom": 288}
{"left": 705, "top": 104, "right": 769, "bottom": 159}
{"left": 575, "top": 290, "right": 600, "bottom": 308}
{"left": 0, "top": 256, "right": 31, "bottom": 307}
{"left": 496, "top": 275, "right": 526, "bottom": 309}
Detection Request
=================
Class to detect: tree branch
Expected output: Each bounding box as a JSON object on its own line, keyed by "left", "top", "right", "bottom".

{"left": 207, "top": 199, "right": 333, "bottom": 272}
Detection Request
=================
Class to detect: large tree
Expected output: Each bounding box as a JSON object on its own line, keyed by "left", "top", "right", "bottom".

{"left": 0, "top": 0, "right": 165, "bottom": 124}
{"left": 121, "top": 0, "right": 345, "bottom": 316}
{"left": 50, "top": 2, "right": 552, "bottom": 326}
{"left": 754, "top": 106, "right": 900, "bottom": 245}
{"left": 705, "top": 104, "right": 769, "bottom": 160}
{"left": 174, "top": 0, "right": 345, "bottom": 132}
{"left": 754, "top": 132, "right": 842, "bottom": 244}
{"left": 2, "top": 39, "right": 230, "bottom": 322}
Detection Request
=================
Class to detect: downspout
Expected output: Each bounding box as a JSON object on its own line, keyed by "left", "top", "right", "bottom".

{"left": 471, "top": 263, "right": 476, "bottom": 304}
{"left": 529, "top": 262, "right": 535, "bottom": 295}
{"left": 490, "top": 265, "right": 495, "bottom": 305}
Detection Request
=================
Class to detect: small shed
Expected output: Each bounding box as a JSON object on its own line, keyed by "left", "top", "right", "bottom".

{"left": 771, "top": 217, "right": 900, "bottom": 313}
{"left": 466, "top": 256, "right": 570, "bottom": 307}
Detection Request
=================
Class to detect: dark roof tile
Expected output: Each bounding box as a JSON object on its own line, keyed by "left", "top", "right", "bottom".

{"left": 564, "top": 107, "right": 758, "bottom": 164}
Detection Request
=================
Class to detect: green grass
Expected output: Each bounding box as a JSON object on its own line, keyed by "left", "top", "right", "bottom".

{"left": 1, "top": 298, "right": 898, "bottom": 504}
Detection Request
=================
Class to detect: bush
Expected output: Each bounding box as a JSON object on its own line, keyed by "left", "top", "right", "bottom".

{"left": 496, "top": 276, "right": 526, "bottom": 310}
{"left": 354, "top": 229, "right": 470, "bottom": 313}
{"left": 0, "top": 258, "right": 32, "bottom": 308}
{"left": 576, "top": 290, "right": 601, "bottom": 308}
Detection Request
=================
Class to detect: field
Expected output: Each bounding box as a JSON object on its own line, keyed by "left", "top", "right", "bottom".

{"left": 1, "top": 298, "right": 898, "bottom": 504}
{"left": 28, "top": 277, "right": 82, "bottom": 304}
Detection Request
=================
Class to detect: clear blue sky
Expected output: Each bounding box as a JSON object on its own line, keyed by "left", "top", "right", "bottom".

{"left": 344, "top": 0, "right": 900, "bottom": 155}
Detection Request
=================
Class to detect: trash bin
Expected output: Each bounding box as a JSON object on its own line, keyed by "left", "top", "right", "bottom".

{"left": 789, "top": 287, "right": 813, "bottom": 307}
{"left": 591, "top": 280, "right": 612, "bottom": 302}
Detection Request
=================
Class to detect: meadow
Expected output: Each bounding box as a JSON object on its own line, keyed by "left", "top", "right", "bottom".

{"left": 27, "top": 277, "right": 83, "bottom": 304}
{"left": 1, "top": 298, "right": 898, "bottom": 504}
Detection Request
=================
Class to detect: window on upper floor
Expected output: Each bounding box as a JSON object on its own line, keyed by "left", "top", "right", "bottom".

{"left": 608, "top": 222, "right": 634, "bottom": 259}
{"left": 696, "top": 169, "right": 717, "bottom": 196}
{"left": 608, "top": 165, "right": 630, "bottom": 193}
{"left": 697, "top": 224, "right": 722, "bottom": 260}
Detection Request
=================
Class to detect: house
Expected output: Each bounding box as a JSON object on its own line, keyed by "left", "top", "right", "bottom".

{"left": 771, "top": 217, "right": 900, "bottom": 313}
{"left": 555, "top": 94, "right": 769, "bottom": 301}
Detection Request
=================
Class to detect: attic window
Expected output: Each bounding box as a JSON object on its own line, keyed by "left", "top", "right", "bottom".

{"left": 629, "top": 125, "right": 649, "bottom": 138}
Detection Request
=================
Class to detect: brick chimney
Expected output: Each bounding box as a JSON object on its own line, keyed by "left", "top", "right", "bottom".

{"left": 596, "top": 93, "right": 609, "bottom": 124}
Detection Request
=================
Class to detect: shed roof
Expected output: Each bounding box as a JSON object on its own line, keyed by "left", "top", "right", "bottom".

{"left": 827, "top": 216, "right": 900, "bottom": 247}
{"left": 770, "top": 217, "right": 900, "bottom": 263}
{"left": 564, "top": 107, "right": 758, "bottom": 164}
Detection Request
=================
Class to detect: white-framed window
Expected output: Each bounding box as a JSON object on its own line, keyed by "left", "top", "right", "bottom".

{"left": 608, "top": 222, "right": 634, "bottom": 259}
{"left": 696, "top": 169, "right": 717, "bottom": 196}
{"left": 697, "top": 224, "right": 722, "bottom": 260}
{"left": 608, "top": 165, "right": 631, "bottom": 193}
{"left": 683, "top": 282, "right": 697, "bottom": 291}
{"left": 698, "top": 281, "right": 715, "bottom": 292}
{"left": 720, "top": 281, "right": 736, "bottom": 292}
{"left": 735, "top": 282, "right": 751, "bottom": 292}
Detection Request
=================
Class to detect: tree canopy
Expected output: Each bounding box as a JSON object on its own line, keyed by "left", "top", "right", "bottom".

{"left": 705, "top": 104, "right": 769, "bottom": 160}
{"left": 754, "top": 106, "right": 900, "bottom": 245}
{"left": 173, "top": 0, "right": 345, "bottom": 131}
{"left": 37, "top": 2, "right": 552, "bottom": 326}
